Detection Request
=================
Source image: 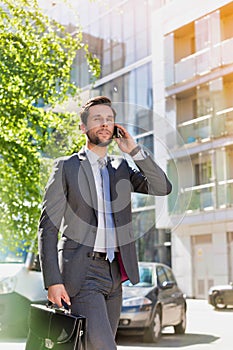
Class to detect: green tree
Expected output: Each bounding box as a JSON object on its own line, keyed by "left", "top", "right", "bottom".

{"left": 0, "top": 0, "right": 100, "bottom": 252}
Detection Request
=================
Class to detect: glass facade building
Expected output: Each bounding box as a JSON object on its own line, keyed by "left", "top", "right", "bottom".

{"left": 68, "top": 0, "right": 172, "bottom": 264}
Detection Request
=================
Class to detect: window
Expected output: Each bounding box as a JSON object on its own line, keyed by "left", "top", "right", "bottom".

{"left": 157, "top": 266, "right": 167, "bottom": 285}
{"left": 164, "top": 267, "right": 176, "bottom": 284}
{"left": 139, "top": 266, "right": 153, "bottom": 286}
{"left": 94, "top": 63, "right": 153, "bottom": 134}
{"left": 195, "top": 160, "right": 212, "bottom": 185}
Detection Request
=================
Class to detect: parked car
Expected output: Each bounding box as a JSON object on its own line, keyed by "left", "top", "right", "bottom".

{"left": 0, "top": 242, "right": 47, "bottom": 337}
{"left": 208, "top": 282, "right": 233, "bottom": 309}
{"left": 118, "top": 261, "right": 186, "bottom": 343}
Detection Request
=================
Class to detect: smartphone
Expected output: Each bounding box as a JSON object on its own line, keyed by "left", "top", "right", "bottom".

{"left": 113, "top": 126, "right": 123, "bottom": 138}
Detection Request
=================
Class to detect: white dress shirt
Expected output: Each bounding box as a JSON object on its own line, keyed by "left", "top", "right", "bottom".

{"left": 85, "top": 147, "right": 108, "bottom": 252}
{"left": 85, "top": 146, "right": 146, "bottom": 252}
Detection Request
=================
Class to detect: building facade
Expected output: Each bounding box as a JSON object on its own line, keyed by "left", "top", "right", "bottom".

{"left": 41, "top": 0, "right": 233, "bottom": 298}
{"left": 152, "top": 0, "right": 233, "bottom": 297}
{"left": 71, "top": 0, "right": 173, "bottom": 266}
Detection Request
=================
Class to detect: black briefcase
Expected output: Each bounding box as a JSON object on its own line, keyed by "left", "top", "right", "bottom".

{"left": 25, "top": 303, "right": 86, "bottom": 350}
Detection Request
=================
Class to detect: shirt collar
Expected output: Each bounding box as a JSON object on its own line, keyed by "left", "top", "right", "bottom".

{"left": 85, "top": 146, "right": 107, "bottom": 166}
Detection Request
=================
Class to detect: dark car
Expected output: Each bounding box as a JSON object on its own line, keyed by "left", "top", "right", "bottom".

{"left": 208, "top": 282, "right": 233, "bottom": 309}
{"left": 118, "top": 262, "right": 186, "bottom": 343}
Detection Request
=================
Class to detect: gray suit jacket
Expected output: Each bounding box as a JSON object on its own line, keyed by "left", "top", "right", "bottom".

{"left": 38, "top": 148, "right": 172, "bottom": 297}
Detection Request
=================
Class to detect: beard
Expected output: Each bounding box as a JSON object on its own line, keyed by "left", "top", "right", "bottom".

{"left": 86, "top": 130, "right": 113, "bottom": 147}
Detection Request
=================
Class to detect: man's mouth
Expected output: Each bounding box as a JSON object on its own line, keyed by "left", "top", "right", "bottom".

{"left": 97, "top": 130, "right": 112, "bottom": 138}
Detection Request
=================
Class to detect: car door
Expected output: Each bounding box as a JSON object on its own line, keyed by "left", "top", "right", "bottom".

{"left": 156, "top": 265, "right": 181, "bottom": 326}
{"left": 163, "top": 266, "right": 184, "bottom": 325}
{"left": 156, "top": 265, "right": 175, "bottom": 326}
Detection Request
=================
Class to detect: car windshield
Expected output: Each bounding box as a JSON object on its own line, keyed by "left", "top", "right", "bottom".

{"left": 123, "top": 266, "right": 153, "bottom": 287}
{"left": 0, "top": 240, "right": 27, "bottom": 263}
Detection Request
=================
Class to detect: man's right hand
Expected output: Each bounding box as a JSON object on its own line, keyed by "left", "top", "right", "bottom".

{"left": 48, "top": 284, "right": 71, "bottom": 308}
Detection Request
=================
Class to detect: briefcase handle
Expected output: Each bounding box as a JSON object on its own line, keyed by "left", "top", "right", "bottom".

{"left": 47, "top": 300, "right": 72, "bottom": 315}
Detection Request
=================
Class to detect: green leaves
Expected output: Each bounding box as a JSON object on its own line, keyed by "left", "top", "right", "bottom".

{"left": 0, "top": 0, "right": 99, "bottom": 251}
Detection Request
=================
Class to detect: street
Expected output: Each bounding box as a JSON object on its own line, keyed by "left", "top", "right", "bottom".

{"left": 117, "top": 299, "right": 233, "bottom": 349}
{"left": 0, "top": 299, "right": 232, "bottom": 349}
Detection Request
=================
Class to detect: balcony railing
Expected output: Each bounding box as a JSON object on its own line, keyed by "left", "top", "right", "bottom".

{"left": 177, "top": 107, "right": 233, "bottom": 146}
{"left": 178, "top": 113, "right": 211, "bottom": 145}
{"left": 170, "top": 37, "right": 233, "bottom": 87}
{"left": 185, "top": 183, "right": 215, "bottom": 211}
{"left": 170, "top": 179, "right": 233, "bottom": 215}
{"left": 217, "top": 179, "right": 233, "bottom": 208}
{"left": 215, "top": 107, "right": 233, "bottom": 137}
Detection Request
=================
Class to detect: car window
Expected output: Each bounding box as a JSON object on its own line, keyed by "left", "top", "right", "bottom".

{"left": 156, "top": 266, "right": 167, "bottom": 286}
{"left": 139, "top": 266, "right": 153, "bottom": 286}
{"left": 164, "top": 266, "right": 177, "bottom": 285}
{"left": 123, "top": 266, "right": 153, "bottom": 287}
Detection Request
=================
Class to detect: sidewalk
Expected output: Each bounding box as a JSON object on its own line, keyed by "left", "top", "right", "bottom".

{"left": 0, "top": 339, "right": 25, "bottom": 350}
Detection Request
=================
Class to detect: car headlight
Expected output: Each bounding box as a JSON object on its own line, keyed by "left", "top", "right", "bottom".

{"left": 122, "top": 296, "right": 152, "bottom": 308}
{"left": 0, "top": 276, "right": 16, "bottom": 294}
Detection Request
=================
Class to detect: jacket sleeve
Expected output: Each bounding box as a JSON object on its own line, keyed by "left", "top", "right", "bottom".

{"left": 38, "top": 158, "right": 67, "bottom": 289}
{"left": 129, "top": 153, "right": 172, "bottom": 196}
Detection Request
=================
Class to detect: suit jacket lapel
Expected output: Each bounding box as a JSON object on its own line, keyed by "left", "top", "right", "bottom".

{"left": 77, "top": 149, "right": 98, "bottom": 219}
{"left": 107, "top": 159, "right": 115, "bottom": 190}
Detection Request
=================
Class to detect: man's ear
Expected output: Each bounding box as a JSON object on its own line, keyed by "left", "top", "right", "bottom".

{"left": 80, "top": 123, "right": 87, "bottom": 134}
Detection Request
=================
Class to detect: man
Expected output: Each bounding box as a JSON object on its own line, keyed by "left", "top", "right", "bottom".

{"left": 38, "top": 96, "right": 172, "bottom": 349}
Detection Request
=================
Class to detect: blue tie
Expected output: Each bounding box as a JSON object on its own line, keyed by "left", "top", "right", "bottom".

{"left": 98, "top": 158, "right": 115, "bottom": 262}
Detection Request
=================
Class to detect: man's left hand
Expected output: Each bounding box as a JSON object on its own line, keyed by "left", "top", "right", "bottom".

{"left": 114, "top": 124, "right": 138, "bottom": 154}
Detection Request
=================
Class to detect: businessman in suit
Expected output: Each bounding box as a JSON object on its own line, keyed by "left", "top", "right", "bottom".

{"left": 38, "top": 96, "right": 172, "bottom": 349}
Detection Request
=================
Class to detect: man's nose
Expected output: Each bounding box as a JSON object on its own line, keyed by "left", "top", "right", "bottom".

{"left": 101, "top": 118, "right": 111, "bottom": 126}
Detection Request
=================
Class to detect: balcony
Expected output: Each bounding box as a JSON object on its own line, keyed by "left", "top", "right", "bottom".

{"left": 182, "top": 183, "right": 215, "bottom": 212}
{"left": 215, "top": 107, "right": 233, "bottom": 136}
{"left": 217, "top": 179, "right": 233, "bottom": 208}
{"left": 170, "top": 179, "right": 233, "bottom": 215}
{"left": 177, "top": 106, "right": 233, "bottom": 146}
{"left": 168, "top": 37, "right": 233, "bottom": 87}
{"left": 178, "top": 113, "right": 211, "bottom": 145}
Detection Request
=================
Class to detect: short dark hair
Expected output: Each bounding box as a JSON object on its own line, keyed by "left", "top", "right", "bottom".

{"left": 80, "top": 96, "right": 116, "bottom": 125}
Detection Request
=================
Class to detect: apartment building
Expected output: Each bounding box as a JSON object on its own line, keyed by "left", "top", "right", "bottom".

{"left": 152, "top": 0, "right": 233, "bottom": 297}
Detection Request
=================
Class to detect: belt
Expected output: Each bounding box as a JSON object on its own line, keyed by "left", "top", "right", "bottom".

{"left": 87, "top": 251, "right": 117, "bottom": 261}
{"left": 87, "top": 251, "right": 108, "bottom": 260}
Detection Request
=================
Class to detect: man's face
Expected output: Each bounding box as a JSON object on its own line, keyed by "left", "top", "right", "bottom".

{"left": 83, "top": 104, "right": 115, "bottom": 147}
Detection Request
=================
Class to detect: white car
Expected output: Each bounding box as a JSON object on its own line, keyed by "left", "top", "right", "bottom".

{"left": 208, "top": 282, "right": 233, "bottom": 309}
{"left": 0, "top": 243, "right": 47, "bottom": 337}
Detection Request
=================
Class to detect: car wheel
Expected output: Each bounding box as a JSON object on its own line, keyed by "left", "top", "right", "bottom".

{"left": 174, "top": 307, "right": 186, "bottom": 334}
{"left": 143, "top": 307, "right": 161, "bottom": 343}
{"left": 213, "top": 292, "right": 226, "bottom": 309}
